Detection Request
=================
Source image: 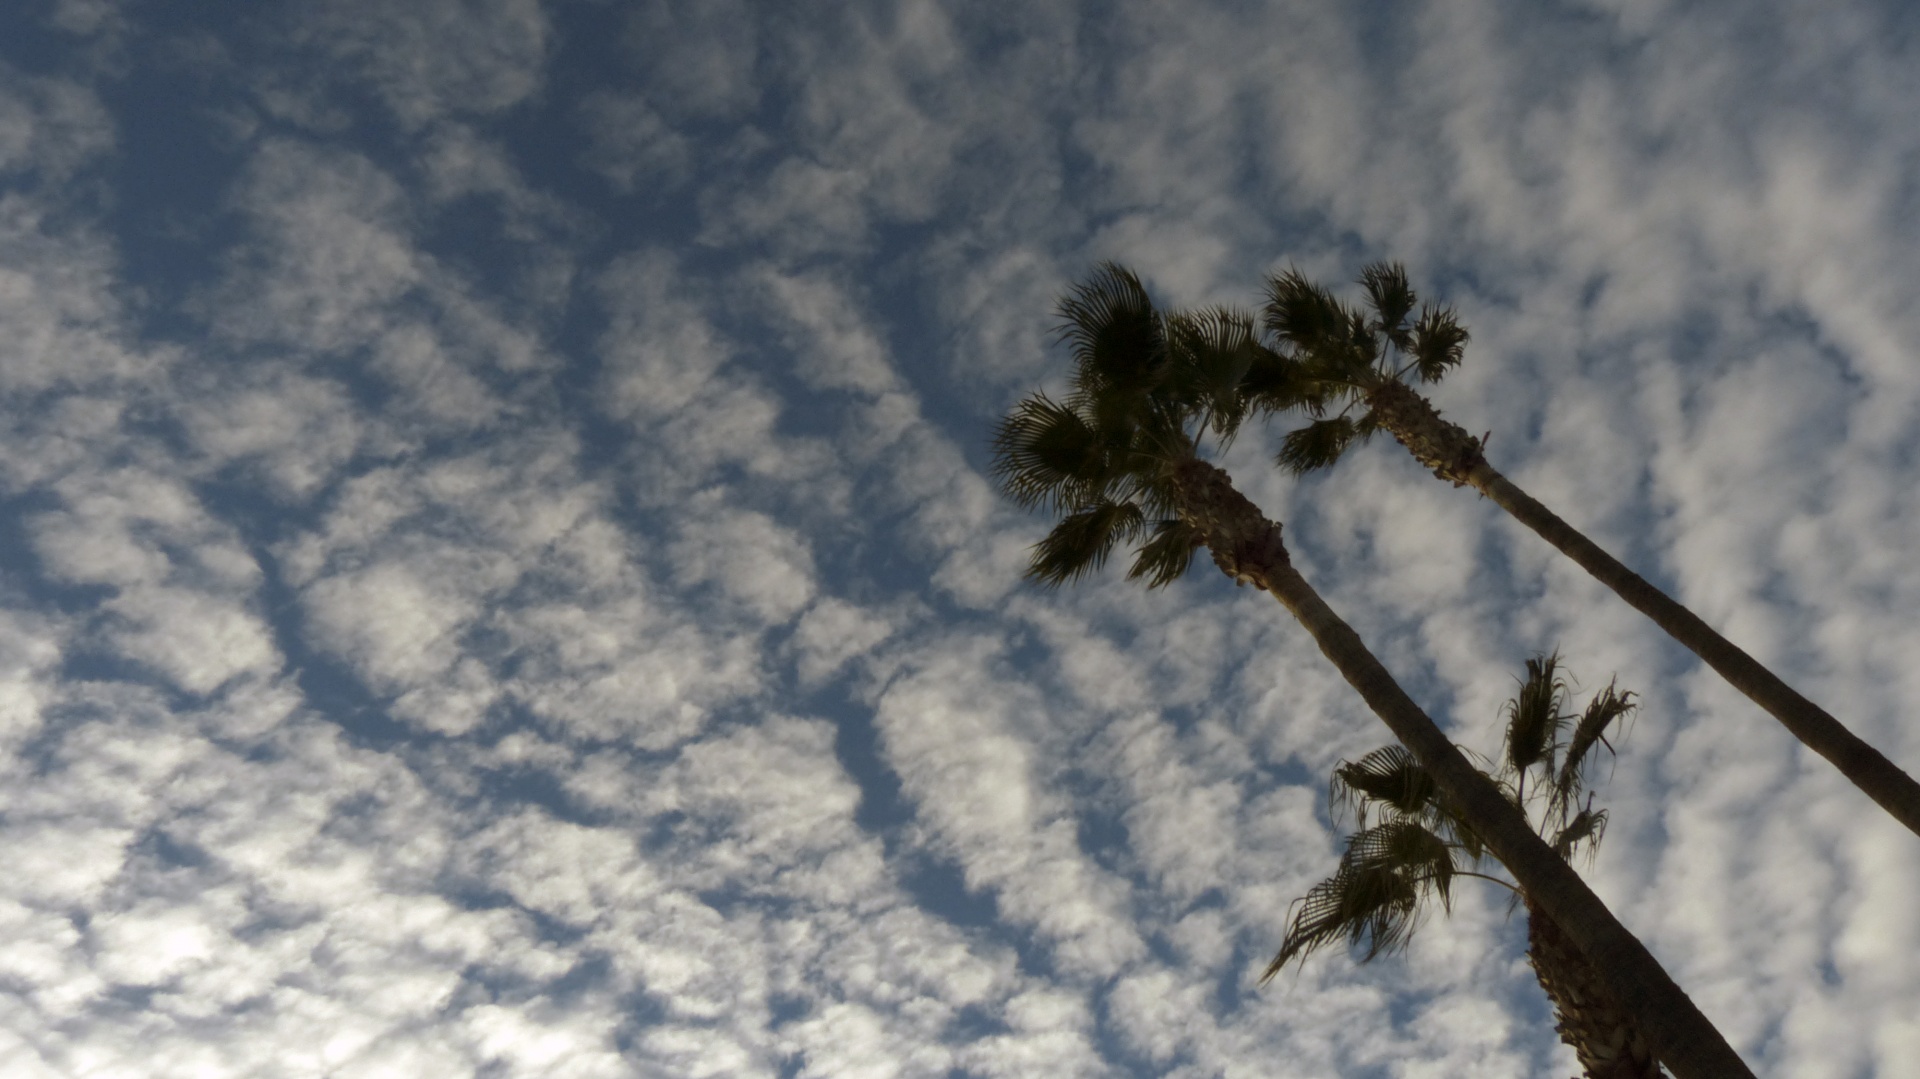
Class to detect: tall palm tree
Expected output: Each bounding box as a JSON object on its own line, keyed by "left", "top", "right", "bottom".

{"left": 991, "top": 265, "right": 1751, "bottom": 1079}
{"left": 1247, "top": 263, "right": 1920, "bottom": 840}
{"left": 1266, "top": 654, "right": 1662, "bottom": 1079}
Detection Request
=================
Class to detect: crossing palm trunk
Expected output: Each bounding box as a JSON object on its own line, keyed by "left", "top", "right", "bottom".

{"left": 1527, "top": 897, "right": 1666, "bottom": 1079}
{"left": 1364, "top": 379, "right": 1920, "bottom": 840}
{"left": 1167, "top": 456, "right": 1752, "bottom": 1079}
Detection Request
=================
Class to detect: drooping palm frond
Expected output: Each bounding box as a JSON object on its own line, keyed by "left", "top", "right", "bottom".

{"left": 1358, "top": 262, "right": 1417, "bottom": 353}
{"left": 1260, "top": 818, "right": 1458, "bottom": 982}
{"left": 1409, "top": 302, "right": 1469, "bottom": 383}
{"left": 1024, "top": 499, "right": 1147, "bottom": 587}
{"left": 1345, "top": 818, "right": 1459, "bottom": 911}
{"left": 1502, "top": 652, "right": 1571, "bottom": 793}
{"left": 1331, "top": 745, "right": 1438, "bottom": 827}
{"left": 1551, "top": 681, "right": 1635, "bottom": 825}
{"left": 1261, "top": 860, "right": 1419, "bottom": 981}
{"left": 1275, "top": 415, "right": 1366, "bottom": 475}
{"left": 1127, "top": 517, "right": 1203, "bottom": 589}
{"left": 1550, "top": 801, "right": 1609, "bottom": 865}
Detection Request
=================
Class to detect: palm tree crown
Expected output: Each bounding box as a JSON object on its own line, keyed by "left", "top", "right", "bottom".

{"left": 1243, "top": 263, "right": 1471, "bottom": 476}
{"left": 991, "top": 262, "right": 1264, "bottom": 587}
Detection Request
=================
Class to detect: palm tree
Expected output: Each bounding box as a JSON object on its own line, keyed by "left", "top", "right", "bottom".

{"left": 991, "top": 265, "right": 1752, "bottom": 1079}
{"left": 1247, "top": 263, "right": 1920, "bottom": 840}
{"left": 1265, "top": 654, "right": 1662, "bottom": 1078}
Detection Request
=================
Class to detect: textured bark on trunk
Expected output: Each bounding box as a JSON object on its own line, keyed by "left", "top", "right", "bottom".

{"left": 1527, "top": 897, "right": 1667, "bottom": 1079}
{"left": 1167, "top": 457, "right": 1753, "bottom": 1079}
{"left": 1365, "top": 379, "right": 1920, "bottom": 840}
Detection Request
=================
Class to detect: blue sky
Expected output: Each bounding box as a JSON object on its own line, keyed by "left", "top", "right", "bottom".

{"left": 2, "top": 0, "right": 1917, "bottom": 1075}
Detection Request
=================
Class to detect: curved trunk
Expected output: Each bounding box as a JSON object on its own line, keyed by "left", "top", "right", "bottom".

{"left": 1527, "top": 897, "right": 1667, "bottom": 1079}
{"left": 1366, "top": 379, "right": 1920, "bottom": 840}
{"left": 1168, "top": 457, "right": 1752, "bottom": 1079}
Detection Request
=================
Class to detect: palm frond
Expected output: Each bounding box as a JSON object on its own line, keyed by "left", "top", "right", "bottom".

{"left": 1550, "top": 802, "right": 1608, "bottom": 865}
{"left": 1359, "top": 262, "right": 1416, "bottom": 352}
{"left": 1502, "top": 652, "right": 1570, "bottom": 785}
{"left": 990, "top": 394, "right": 1112, "bottom": 511}
{"left": 1127, "top": 518, "right": 1203, "bottom": 589}
{"left": 1409, "top": 303, "right": 1469, "bottom": 383}
{"left": 1025, "top": 499, "right": 1146, "bottom": 587}
{"left": 1166, "top": 305, "right": 1261, "bottom": 441}
{"left": 1262, "top": 818, "right": 1458, "bottom": 982}
{"left": 1354, "top": 408, "right": 1382, "bottom": 440}
{"left": 1263, "top": 269, "right": 1357, "bottom": 356}
{"left": 1331, "top": 745, "right": 1438, "bottom": 828}
{"left": 1056, "top": 263, "right": 1168, "bottom": 411}
{"left": 1551, "top": 682, "right": 1635, "bottom": 824}
{"left": 1345, "top": 818, "right": 1459, "bottom": 911}
{"left": 1275, "top": 416, "right": 1361, "bottom": 475}
{"left": 1260, "top": 859, "right": 1421, "bottom": 982}
{"left": 1238, "top": 343, "right": 1329, "bottom": 418}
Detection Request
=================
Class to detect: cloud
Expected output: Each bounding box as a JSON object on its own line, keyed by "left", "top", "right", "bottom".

{"left": 0, "top": 64, "right": 113, "bottom": 181}
{"left": 575, "top": 91, "right": 690, "bottom": 193}
{"left": 289, "top": 0, "right": 551, "bottom": 129}
{"left": 876, "top": 634, "right": 1149, "bottom": 979}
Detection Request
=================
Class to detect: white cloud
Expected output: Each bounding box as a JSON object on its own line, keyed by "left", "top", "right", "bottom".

{"left": 789, "top": 596, "right": 897, "bottom": 687}
{"left": 576, "top": 91, "right": 690, "bottom": 192}
{"left": 0, "top": 197, "right": 161, "bottom": 401}
{"left": 668, "top": 491, "right": 817, "bottom": 626}
{"left": 0, "top": 64, "right": 113, "bottom": 180}
{"left": 27, "top": 468, "right": 280, "bottom": 696}
{"left": 876, "top": 634, "right": 1149, "bottom": 979}
{"left": 758, "top": 266, "right": 900, "bottom": 395}
{"left": 291, "top": 0, "right": 550, "bottom": 129}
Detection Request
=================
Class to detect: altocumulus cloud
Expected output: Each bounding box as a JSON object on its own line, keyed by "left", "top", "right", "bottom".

{"left": 0, "top": 1, "right": 1916, "bottom": 1076}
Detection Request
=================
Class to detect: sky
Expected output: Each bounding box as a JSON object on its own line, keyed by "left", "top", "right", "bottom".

{"left": 0, "top": 0, "right": 1917, "bottom": 1076}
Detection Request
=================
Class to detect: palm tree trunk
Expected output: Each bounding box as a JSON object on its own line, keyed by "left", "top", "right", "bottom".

{"left": 1168, "top": 457, "right": 1752, "bottom": 1079}
{"left": 1365, "top": 379, "right": 1920, "bottom": 840}
{"left": 1526, "top": 897, "right": 1666, "bottom": 1079}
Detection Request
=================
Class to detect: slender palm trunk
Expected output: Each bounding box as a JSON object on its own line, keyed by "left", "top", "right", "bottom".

{"left": 1167, "top": 457, "right": 1752, "bottom": 1079}
{"left": 1366, "top": 379, "right": 1920, "bottom": 840}
{"left": 1527, "top": 897, "right": 1666, "bottom": 1079}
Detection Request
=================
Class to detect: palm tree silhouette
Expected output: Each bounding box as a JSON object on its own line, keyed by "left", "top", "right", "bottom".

{"left": 991, "top": 264, "right": 1750, "bottom": 1079}
{"left": 1266, "top": 653, "right": 1662, "bottom": 1078}
{"left": 1247, "top": 262, "right": 1920, "bottom": 840}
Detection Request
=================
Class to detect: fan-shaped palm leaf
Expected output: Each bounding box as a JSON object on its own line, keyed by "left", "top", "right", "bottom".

{"left": 1359, "top": 262, "right": 1417, "bottom": 352}
{"left": 1057, "top": 262, "right": 1167, "bottom": 408}
{"left": 1409, "top": 303, "right": 1469, "bottom": 383}
{"left": 1024, "top": 499, "right": 1147, "bottom": 587}
{"left": 990, "top": 394, "right": 1111, "bottom": 511}
{"left": 1165, "top": 305, "right": 1264, "bottom": 442}
{"left": 1276, "top": 415, "right": 1364, "bottom": 476}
